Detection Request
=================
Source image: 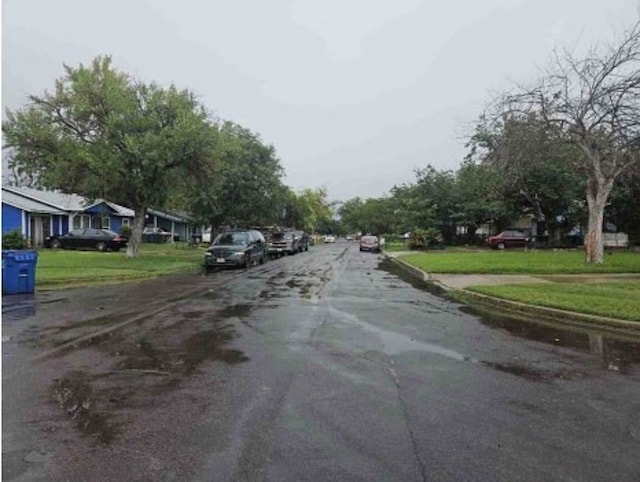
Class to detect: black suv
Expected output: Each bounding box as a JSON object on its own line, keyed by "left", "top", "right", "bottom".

{"left": 204, "top": 229, "right": 267, "bottom": 269}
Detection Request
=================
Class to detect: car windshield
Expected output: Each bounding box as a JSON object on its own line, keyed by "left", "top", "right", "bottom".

{"left": 214, "top": 232, "right": 248, "bottom": 245}
{"left": 362, "top": 236, "right": 378, "bottom": 242}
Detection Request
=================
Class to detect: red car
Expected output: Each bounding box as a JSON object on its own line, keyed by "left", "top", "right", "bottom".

{"left": 487, "top": 230, "right": 531, "bottom": 250}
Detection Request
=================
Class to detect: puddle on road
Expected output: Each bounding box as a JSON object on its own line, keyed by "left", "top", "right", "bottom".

{"left": 50, "top": 371, "right": 119, "bottom": 445}
{"left": 181, "top": 328, "right": 249, "bottom": 371}
{"left": 259, "top": 290, "right": 288, "bottom": 299}
{"left": 466, "top": 305, "right": 640, "bottom": 375}
{"left": 47, "top": 303, "right": 252, "bottom": 444}
{"left": 218, "top": 304, "right": 253, "bottom": 319}
{"left": 377, "top": 258, "right": 640, "bottom": 375}
{"left": 118, "top": 323, "right": 249, "bottom": 376}
{"left": 480, "top": 361, "right": 580, "bottom": 382}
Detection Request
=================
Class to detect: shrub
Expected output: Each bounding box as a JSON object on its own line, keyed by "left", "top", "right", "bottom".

{"left": 408, "top": 228, "right": 442, "bottom": 250}
{"left": 120, "top": 225, "right": 132, "bottom": 240}
{"left": 2, "top": 229, "right": 28, "bottom": 250}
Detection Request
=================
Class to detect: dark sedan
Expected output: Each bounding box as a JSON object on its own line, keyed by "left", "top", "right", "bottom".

{"left": 359, "top": 235, "right": 381, "bottom": 252}
{"left": 487, "top": 230, "right": 531, "bottom": 249}
{"left": 45, "top": 229, "right": 127, "bottom": 252}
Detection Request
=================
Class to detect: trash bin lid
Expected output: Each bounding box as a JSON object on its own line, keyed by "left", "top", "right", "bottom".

{"left": 2, "top": 250, "right": 38, "bottom": 261}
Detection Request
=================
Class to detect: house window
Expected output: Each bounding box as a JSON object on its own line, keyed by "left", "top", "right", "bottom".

{"left": 73, "top": 214, "right": 90, "bottom": 230}
{"left": 122, "top": 218, "right": 130, "bottom": 227}
{"left": 101, "top": 216, "right": 110, "bottom": 229}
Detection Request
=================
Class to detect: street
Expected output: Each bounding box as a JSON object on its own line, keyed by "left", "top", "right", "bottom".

{"left": 2, "top": 241, "right": 640, "bottom": 481}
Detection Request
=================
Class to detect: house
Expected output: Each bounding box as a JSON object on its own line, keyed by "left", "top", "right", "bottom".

{"left": 2, "top": 185, "right": 194, "bottom": 246}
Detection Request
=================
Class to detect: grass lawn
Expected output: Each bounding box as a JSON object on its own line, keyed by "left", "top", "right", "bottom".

{"left": 35, "top": 243, "right": 206, "bottom": 289}
{"left": 381, "top": 242, "right": 408, "bottom": 252}
{"left": 399, "top": 250, "right": 640, "bottom": 274}
{"left": 467, "top": 281, "right": 640, "bottom": 321}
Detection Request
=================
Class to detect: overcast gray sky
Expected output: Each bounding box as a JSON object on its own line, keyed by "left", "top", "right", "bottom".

{"left": 2, "top": 0, "right": 639, "bottom": 201}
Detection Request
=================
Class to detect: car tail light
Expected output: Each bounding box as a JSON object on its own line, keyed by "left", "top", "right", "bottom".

{"left": 113, "top": 236, "right": 122, "bottom": 241}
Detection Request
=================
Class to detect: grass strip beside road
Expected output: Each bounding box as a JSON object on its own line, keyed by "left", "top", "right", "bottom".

{"left": 399, "top": 250, "right": 640, "bottom": 274}
{"left": 466, "top": 281, "right": 640, "bottom": 321}
{"left": 36, "top": 244, "right": 206, "bottom": 289}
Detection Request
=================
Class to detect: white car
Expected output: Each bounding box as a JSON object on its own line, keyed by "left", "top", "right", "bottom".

{"left": 324, "top": 235, "right": 336, "bottom": 243}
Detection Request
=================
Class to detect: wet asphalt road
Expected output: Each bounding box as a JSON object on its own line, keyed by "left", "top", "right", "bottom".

{"left": 2, "top": 241, "right": 640, "bottom": 481}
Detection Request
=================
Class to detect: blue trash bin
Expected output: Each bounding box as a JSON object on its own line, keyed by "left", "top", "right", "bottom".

{"left": 2, "top": 250, "right": 38, "bottom": 295}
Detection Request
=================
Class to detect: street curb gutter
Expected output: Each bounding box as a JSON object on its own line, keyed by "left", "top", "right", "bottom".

{"left": 386, "top": 254, "right": 640, "bottom": 335}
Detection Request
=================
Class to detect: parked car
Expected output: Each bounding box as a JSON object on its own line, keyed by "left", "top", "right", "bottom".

{"left": 345, "top": 235, "right": 355, "bottom": 241}
{"left": 294, "top": 230, "right": 310, "bottom": 252}
{"left": 142, "top": 226, "right": 174, "bottom": 243}
{"left": 359, "top": 235, "right": 381, "bottom": 252}
{"left": 324, "top": 235, "right": 336, "bottom": 243}
{"left": 204, "top": 229, "right": 266, "bottom": 269}
{"left": 487, "top": 230, "right": 531, "bottom": 250}
{"left": 45, "top": 229, "right": 127, "bottom": 252}
{"left": 267, "top": 230, "right": 300, "bottom": 257}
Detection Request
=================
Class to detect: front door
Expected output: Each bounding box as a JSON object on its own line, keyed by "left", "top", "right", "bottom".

{"left": 29, "top": 215, "right": 51, "bottom": 247}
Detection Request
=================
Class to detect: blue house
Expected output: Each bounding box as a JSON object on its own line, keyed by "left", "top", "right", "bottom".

{"left": 2, "top": 185, "right": 193, "bottom": 246}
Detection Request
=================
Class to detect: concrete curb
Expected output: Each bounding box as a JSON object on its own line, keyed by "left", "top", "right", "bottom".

{"left": 386, "top": 253, "right": 640, "bottom": 335}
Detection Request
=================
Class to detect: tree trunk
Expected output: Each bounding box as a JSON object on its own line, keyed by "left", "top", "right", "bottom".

{"left": 584, "top": 176, "right": 613, "bottom": 264}
{"left": 126, "top": 206, "right": 146, "bottom": 258}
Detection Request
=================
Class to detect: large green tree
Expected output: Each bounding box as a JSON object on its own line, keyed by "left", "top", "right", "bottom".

{"left": 179, "top": 121, "right": 287, "bottom": 233}
{"left": 3, "top": 56, "right": 216, "bottom": 257}
{"left": 454, "top": 159, "right": 513, "bottom": 243}
{"left": 284, "top": 187, "right": 333, "bottom": 233}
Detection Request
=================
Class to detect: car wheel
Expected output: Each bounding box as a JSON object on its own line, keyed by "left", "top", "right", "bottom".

{"left": 244, "top": 254, "right": 251, "bottom": 268}
{"left": 497, "top": 242, "right": 505, "bottom": 250}
{"left": 259, "top": 252, "right": 265, "bottom": 265}
{"left": 96, "top": 241, "right": 107, "bottom": 252}
{"left": 50, "top": 239, "right": 61, "bottom": 249}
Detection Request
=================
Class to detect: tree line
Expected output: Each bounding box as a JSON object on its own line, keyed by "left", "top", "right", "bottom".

{"left": 339, "top": 21, "right": 640, "bottom": 263}
{"left": 2, "top": 56, "right": 334, "bottom": 257}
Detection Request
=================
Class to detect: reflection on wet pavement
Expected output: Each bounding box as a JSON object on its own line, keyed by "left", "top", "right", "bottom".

{"left": 378, "top": 258, "right": 640, "bottom": 375}
{"left": 470, "top": 306, "right": 640, "bottom": 374}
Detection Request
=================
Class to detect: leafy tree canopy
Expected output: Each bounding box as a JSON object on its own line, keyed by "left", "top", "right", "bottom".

{"left": 3, "top": 55, "right": 216, "bottom": 257}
